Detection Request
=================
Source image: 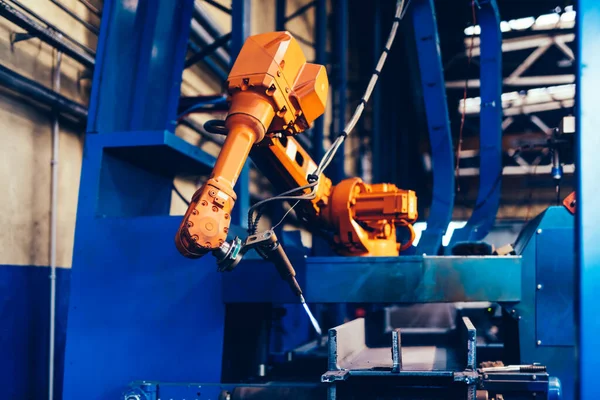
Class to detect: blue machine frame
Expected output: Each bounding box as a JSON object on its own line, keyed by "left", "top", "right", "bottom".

{"left": 411, "top": 0, "right": 455, "bottom": 255}
{"left": 450, "top": 0, "right": 503, "bottom": 245}
{"left": 62, "top": 1, "right": 239, "bottom": 397}
{"left": 275, "top": 0, "right": 328, "bottom": 161}
{"left": 63, "top": 1, "right": 585, "bottom": 398}
{"left": 576, "top": 1, "right": 600, "bottom": 398}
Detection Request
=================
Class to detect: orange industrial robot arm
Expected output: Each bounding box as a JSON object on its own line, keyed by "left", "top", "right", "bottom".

{"left": 175, "top": 32, "right": 417, "bottom": 260}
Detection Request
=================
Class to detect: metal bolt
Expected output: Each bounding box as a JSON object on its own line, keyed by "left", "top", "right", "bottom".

{"left": 212, "top": 206, "right": 219, "bottom": 212}
{"left": 277, "top": 71, "right": 281, "bottom": 77}
{"left": 533, "top": 393, "right": 537, "bottom": 397}
{"left": 192, "top": 235, "right": 199, "bottom": 242}
{"left": 205, "top": 242, "right": 211, "bottom": 248}
{"left": 483, "top": 374, "right": 489, "bottom": 380}
{"left": 187, "top": 221, "right": 193, "bottom": 228}
{"left": 537, "top": 284, "right": 543, "bottom": 290}
{"left": 285, "top": 87, "right": 290, "bottom": 93}
{"left": 537, "top": 229, "right": 543, "bottom": 234}
{"left": 532, "top": 374, "right": 537, "bottom": 380}
{"left": 209, "top": 190, "right": 217, "bottom": 197}
{"left": 537, "top": 340, "right": 542, "bottom": 346}
{"left": 201, "top": 200, "right": 208, "bottom": 206}
{"left": 223, "top": 227, "right": 229, "bottom": 233}
{"left": 512, "top": 309, "right": 516, "bottom": 314}
{"left": 224, "top": 213, "right": 230, "bottom": 220}
{"left": 192, "top": 209, "right": 199, "bottom": 215}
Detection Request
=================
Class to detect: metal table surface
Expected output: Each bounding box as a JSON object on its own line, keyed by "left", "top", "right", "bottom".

{"left": 224, "top": 255, "right": 522, "bottom": 303}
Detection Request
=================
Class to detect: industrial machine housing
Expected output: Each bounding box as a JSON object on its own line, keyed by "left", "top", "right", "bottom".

{"left": 53, "top": 0, "right": 597, "bottom": 399}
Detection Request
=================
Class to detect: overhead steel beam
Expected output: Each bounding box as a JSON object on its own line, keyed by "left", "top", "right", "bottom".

{"left": 447, "top": 75, "right": 575, "bottom": 88}
{"left": 0, "top": 63, "right": 87, "bottom": 120}
{"left": 466, "top": 33, "right": 575, "bottom": 57}
{"left": 184, "top": 32, "right": 231, "bottom": 68}
{"left": 285, "top": 1, "right": 316, "bottom": 23}
{"left": 204, "top": 0, "right": 231, "bottom": 14}
{"left": 459, "top": 164, "right": 574, "bottom": 177}
{"left": 189, "top": 18, "right": 231, "bottom": 68}
{"left": 49, "top": 0, "right": 99, "bottom": 35}
{"left": 0, "top": 0, "right": 95, "bottom": 68}
{"left": 9, "top": 0, "right": 95, "bottom": 56}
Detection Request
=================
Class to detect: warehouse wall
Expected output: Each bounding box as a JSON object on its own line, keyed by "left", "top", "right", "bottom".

{"left": 0, "top": 1, "right": 93, "bottom": 398}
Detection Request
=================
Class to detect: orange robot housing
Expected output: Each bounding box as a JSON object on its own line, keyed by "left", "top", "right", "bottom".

{"left": 176, "top": 31, "right": 417, "bottom": 259}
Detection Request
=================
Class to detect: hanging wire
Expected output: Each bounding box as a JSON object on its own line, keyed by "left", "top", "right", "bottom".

{"left": 247, "top": 0, "right": 410, "bottom": 233}
{"left": 172, "top": 183, "right": 190, "bottom": 206}
{"left": 455, "top": 1, "right": 478, "bottom": 191}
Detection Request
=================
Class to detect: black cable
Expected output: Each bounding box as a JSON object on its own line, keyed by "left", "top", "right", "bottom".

{"left": 172, "top": 183, "right": 190, "bottom": 206}
{"left": 248, "top": 0, "right": 408, "bottom": 232}
{"left": 204, "top": 119, "right": 229, "bottom": 135}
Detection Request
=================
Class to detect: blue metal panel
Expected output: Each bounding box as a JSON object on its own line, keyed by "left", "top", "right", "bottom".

{"left": 83, "top": 130, "right": 216, "bottom": 218}
{"left": 63, "top": 217, "right": 225, "bottom": 398}
{"left": 535, "top": 227, "right": 574, "bottom": 346}
{"left": 65, "top": 1, "right": 227, "bottom": 397}
{"left": 411, "top": 0, "right": 454, "bottom": 255}
{"left": 513, "top": 206, "right": 575, "bottom": 400}
{"left": 451, "top": 0, "right": 502, "bottom": 245}
{"left": 577, "top": 1, "right": 600, "bottom": 399}
{"left": 223, "top": 255, "right": 522, "bottom": 303}
{"left": 87, "top": 0, "right": 194, "bottom": 133}
{"left": 0, "top": 265, "right": 70, "bottom": 400}
{"left": 231, "top": 0, "right": 251, "bottom": 228}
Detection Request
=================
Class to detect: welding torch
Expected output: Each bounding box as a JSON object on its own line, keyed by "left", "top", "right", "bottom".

{"left": 213, "top": 230, "right": 304, "bottom": 301}
{"left": 213, "top": 231, "right": 321, "bottom": 335}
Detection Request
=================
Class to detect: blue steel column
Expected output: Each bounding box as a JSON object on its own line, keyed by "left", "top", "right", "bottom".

{"left": 231, "top": 0, "right": 251, "bottom": 228}
{"left": 331, "top": 0, "right": 347, "bottom": 182}
{"left": 312, "top": 0, "right": 327, "bottom": 161}
{"left": 577, "top": 1, "right": 600, "bottom": 398}
{"left": 411, "top": 0, "right": 454, "bottom": 255}
{"left": 450, "top": 0, "right": 502, "bottom": 246}
{"left": 64, "top": 1, "right": 229, "bottom": 398}
{"left": 87, "top": 0, "right": 192, "bottom": 133}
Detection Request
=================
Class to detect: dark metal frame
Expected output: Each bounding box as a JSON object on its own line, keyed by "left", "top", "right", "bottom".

{"left": 275, "top": 0, "right": 328, "bottom": 160}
